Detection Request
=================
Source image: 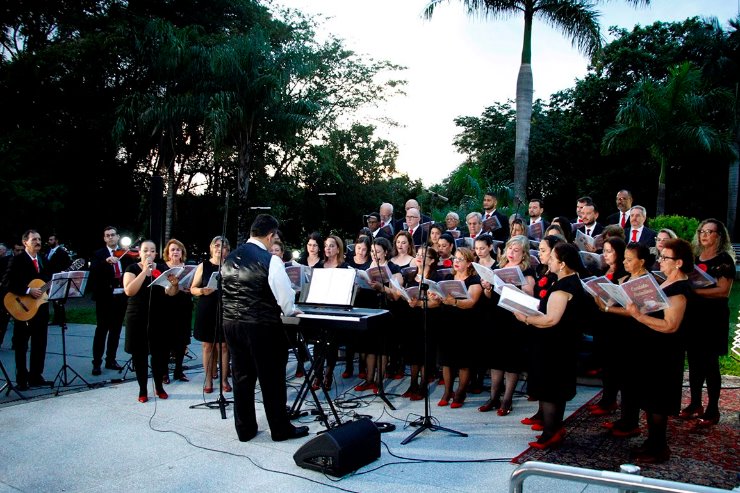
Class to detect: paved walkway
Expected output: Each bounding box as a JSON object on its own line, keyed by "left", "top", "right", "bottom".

{"left": 0, "top": 318, "right": 638, "bottom": 493}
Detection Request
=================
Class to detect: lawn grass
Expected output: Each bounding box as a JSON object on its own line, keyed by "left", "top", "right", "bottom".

{"left": 721, "top": 283, "right": 740, "bottom": 377}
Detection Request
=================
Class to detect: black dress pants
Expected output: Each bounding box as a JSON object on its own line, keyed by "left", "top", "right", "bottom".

{"left": 13, "top": 306, "right": 49, "bottom": 383}
{"left": 224, "top": 320, "right": 291, "bottom": 440}
{"left": 92, "top": 294, "right": 127, "bottom": 366}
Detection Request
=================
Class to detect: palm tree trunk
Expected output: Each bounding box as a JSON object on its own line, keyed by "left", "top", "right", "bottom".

{"left": 727, "top": 137, "right": 739, "bottom": 240}
{"left": 656, "top": 153, "right": 667, "bottom": 216}
{"left": 513, "top": 7, "right": 534, "bottom": 204}
{"left": 237, "top": 136, "right": 251, "bottom": 245}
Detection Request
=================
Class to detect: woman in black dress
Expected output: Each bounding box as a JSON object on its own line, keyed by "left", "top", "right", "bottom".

{"left": 588, "top": 237, "right": 626, "bottom": 416}
{"left": 400, "top": 246, "right": 442, "bottom": 400}
{"left": 344, "top": 235, "right": 373, "bottom": 379}
{"left": 311, "top": 235, "right": 349, "bottom": 391}
{"left": 123, "top": 240, "right": 178, "bottom": 402}
{"left": 519, "top": 235, "right": 564, "bottom": 426}
{"left": 353, "top": 237, "right": 403, "bottom": 392}
{"left": 596, "top": 242, "right": 655, "bottom": 438}
{"left": 161, "top": 239, "right": 193, "bottom": 384}
{"left": 297, "top": 232, "right": 324, "bottom": 268}
{"left": 191, "top": 236, "right": 231, "bottom": 393}
{"left": 435, "top": 247, "right": 483, "bottom": 409}
{"left": 513, "top": 242, "right": 587, "bottom": 449}
{"left": 479, "top": 235, "right": 536, "bottom": 416}
{"left": 623, "top": 239, "right": 693, "bottom": 463}
{"left": 682, "top": 219, "right": 734, "bottom": 427}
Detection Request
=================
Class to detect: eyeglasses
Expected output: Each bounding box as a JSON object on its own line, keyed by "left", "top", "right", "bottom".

{"left": 698, "top": 229, "right": 717, "bottom": 235}
{"left": 405, "top": 216, "right": 419, "bottom": 219}
{"left": 658, "top": 254, "right": 677, "bottom": 261}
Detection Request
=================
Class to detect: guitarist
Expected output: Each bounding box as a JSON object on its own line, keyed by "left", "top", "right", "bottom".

{"left": 89, "top": 226, "right": 133, "bottom": 376}
{"left": 2, "top": 229, "right": 51, "bottom": 390}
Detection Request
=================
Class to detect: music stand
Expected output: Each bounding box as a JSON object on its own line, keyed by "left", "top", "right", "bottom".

{"left": 49, "top": 271, "right": 94, "bottom": 395}
{"left": 401, "top": 244, "right": 467, "bottom": 445}
{"left": 0, "top": 359, "right": 26, "bottom": 399}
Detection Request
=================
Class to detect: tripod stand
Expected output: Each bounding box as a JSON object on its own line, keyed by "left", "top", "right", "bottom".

{"left": 190, "top": 193, "right": 232, "bottom": 419}
{"left": 0, "top": 359, "right": 26, "bottom": 399}
{"left": 50, "top": 272, "right": 93, "bottom": 396}
{"left": 402, "top": 257, "right": 467, "bottom": 445}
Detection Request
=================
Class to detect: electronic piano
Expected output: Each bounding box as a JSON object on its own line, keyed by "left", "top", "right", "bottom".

{"left": 281, "top": 306, "right": 389, "bottom": 332}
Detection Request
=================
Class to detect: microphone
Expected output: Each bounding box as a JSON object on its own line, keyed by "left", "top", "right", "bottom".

{"left": 428, "top": 190, "right": 449, "bottom": 202}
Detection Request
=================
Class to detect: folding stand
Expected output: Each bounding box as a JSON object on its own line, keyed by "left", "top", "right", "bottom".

{"left": 49, "top": 271, "right": 94, "bottom": 395}
{"left": 0, "top": 359, "right": 26, "bottom": 399}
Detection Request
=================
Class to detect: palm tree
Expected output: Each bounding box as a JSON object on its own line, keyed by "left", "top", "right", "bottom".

{"left": 423, "top": 0, "right": 648, "bottom": 203}
{"left": 602, "top": 62, "right": 736, "bottom": 215}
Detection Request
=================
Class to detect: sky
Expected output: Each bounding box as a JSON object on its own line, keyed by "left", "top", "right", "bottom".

{"left": 280, "top": 0, "right": 739, "bottom": 186}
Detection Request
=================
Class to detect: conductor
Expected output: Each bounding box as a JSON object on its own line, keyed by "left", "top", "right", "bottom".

{"left": 221, "top": 214, "right": 308, "bottom": 442}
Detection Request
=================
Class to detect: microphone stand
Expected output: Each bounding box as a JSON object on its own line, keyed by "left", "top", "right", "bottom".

{"left": 367, "top": 245, "right": 397, "bottom": 410}
{"left": 402, "top": 196, "right": 467, "bottom": 445}
{"left": 190, "top": 190, "right": 232, "bottom": 419}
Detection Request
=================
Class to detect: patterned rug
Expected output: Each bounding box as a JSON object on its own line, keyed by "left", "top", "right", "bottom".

{"left": 512, "top": 386, "right": 740, "bottom": 490}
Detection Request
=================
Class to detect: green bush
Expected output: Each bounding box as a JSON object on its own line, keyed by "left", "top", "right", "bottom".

{"left": 648, "top": 215, "right": 700, "bottom": 242}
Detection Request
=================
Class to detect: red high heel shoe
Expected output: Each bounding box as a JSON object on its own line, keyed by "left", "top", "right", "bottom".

{"left": 678, "top": 404, "right": 704, "bottom": 420}
{"left": 138, "top": 396, "right": 148, "bottom": 403}
{"left": 450, "top": 392, "right": 466, "bottom": 409}
{"left": 695, "top": 414, "right": 720, "bottom": 428}
{"left": 497, "top": 402, "right": 512, "bottom": 416}
{"left": 478, "top": 397, "right": 500, "bottom": 412}
{"left": 354, "top": 381, "right": 377, "bottom": 392}
{"left": 529, "top": 429, "right": 565, "bottom": 449}
{"left": 155, "top": 390, "right": 169, "bottom": 400}
{"left": 521, "top": 416, "right": 542, "bottom": 426}
{"left": 590, "top": 402, "right": 618, "bottom": 416}
{"left": 437, "top": 395, "right": 451, "bottom": 407}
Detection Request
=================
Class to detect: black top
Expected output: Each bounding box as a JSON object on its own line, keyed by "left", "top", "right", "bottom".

{"left": 193, "top": 260, "right": 222, "bottom": 342}
{"left": 692, "top": 251, "right": 734, "bottom": 355}
{"left": 124, "top": 261, "right": 168, "bottom": 354}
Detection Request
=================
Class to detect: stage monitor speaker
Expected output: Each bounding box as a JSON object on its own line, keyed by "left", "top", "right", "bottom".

{"left": 293, "top": 418, "right": 380, "bottom": 477}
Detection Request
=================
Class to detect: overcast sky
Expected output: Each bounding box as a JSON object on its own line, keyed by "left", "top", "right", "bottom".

{"left": 280, "top": 0, "right": 739, "bottom": 186}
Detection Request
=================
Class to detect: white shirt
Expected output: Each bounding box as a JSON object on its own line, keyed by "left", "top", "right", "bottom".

{"left": 247, "top": 238, "right": 297, "bottom": 316}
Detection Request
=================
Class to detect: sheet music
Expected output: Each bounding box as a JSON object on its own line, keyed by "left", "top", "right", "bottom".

{"left": 304, "top": 268, "right": 356, "bottom": 306}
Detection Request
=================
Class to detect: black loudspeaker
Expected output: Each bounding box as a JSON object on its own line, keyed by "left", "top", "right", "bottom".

{"left": 293, "top": 418, "right": 380, "bottom": 477}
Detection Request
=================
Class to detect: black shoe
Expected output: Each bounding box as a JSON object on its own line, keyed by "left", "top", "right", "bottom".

{"left": 16, "top": 381, "right": 29, "bottom": 391}
{"left": 28, "top": 376, "right": 51, "bottom": 387}
{"left": 237, "top": 428, "right": 258, "bottom": 442}
{"left": 272, "top": 425, "right": 309, "bottom": 442}
{"left": 105, "top": 361, "right": 123, "bottom": 371}
{"left": 92, "top": 366, "right": 102, "bottom": 376}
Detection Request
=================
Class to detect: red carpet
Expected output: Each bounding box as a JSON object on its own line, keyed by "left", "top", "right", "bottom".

{"left": 513, "top": 388, "right": 740, "bottom": 490}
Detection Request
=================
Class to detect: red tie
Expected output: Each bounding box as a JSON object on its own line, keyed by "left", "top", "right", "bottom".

{"left": 33, "top": 258, "right": 39, "bottom": 273}
{"left": 114, "top": 261, "right": 121, "bottom": 279}
{"left": 631, "top": 229, "right": 638, "bottom": 242}
{"left": 620, "top": 213, "right": 626, "bottom": 228}
{"left": 471, "top": 234, "right": 476, "bottom": 239}
{"left": 409, "top": 228, "right": 414, "bottom": 236}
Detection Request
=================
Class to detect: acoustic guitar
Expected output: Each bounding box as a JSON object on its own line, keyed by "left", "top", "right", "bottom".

{"left": 4, "top": 258, "right": 85, "bottom": 322}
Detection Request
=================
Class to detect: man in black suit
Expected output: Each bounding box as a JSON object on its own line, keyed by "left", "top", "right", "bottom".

{"left": 367, "top": 212, "right": 393, "bottom": 240}
{"left": 404, "top": 208, "right": 428, "bottom": 246}
{"left": 526, "top": 198, "right": 549, "bottom": 239}
{"left": 606, "top": 189, "right": 633, "bottom": 228}
{"left": 482, "top": 191, "right": 509, "bottom": 242}
{"left": 624, "top": 205, "right": 657, "bottom": 246}
{"left": 46, "top": 234, "right": 72, "bottom": 325}
{"left": 89, "top": 226, "right": 131, "bottom": 375}
{"left": 394, "top": 199, "right": 432, "bottom": 234}
{"left": 2, "top": 230, "right": 51, "bottom": 390}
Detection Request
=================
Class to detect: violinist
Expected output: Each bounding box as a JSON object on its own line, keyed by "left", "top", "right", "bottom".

{"left": 90, "top": 226, "right": 135, "bottom": 376}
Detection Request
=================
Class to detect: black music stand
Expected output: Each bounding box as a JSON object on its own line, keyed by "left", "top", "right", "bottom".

{"left": 0, "top": 359, "right": 26, "bottom": 399}
{"left": 190, "top": 192, "right": 233, "bottom": 418}
{"left": 49, "top": 271, "right": 94, "bottom": 395}
{"left": 401, "top": 251, "right": 467, "bottom": 445}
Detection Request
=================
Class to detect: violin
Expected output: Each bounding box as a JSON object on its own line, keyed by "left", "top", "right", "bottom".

{"left": 112, "top": 247, "right": 140, "bottom": 259}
